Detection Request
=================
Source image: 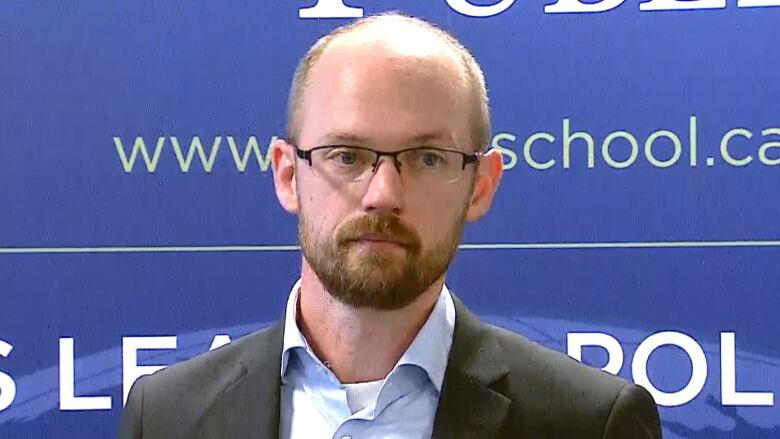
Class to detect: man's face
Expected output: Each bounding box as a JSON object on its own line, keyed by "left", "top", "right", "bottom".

{"left": 292, "top": 36, "right": 479, "bottom": 310}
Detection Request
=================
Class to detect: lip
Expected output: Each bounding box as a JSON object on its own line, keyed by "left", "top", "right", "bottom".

{"left": 354, "top": 234, "right": 407, "bottom": 247}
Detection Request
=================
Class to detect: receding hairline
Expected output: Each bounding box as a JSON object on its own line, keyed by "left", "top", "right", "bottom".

{"left": 286, "top": 12, "right": 491, "bottom": 151}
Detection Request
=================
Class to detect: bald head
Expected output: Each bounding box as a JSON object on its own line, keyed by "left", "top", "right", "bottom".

{"left": 286, "top": 13, "right": 490, "bottom": 151}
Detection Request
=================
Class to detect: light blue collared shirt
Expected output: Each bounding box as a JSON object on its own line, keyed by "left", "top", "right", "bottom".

{"left": 279, "top": 279, "right": 456, "bottom": 439}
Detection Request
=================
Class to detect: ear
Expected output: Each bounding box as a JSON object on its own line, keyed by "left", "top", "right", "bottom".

{"left": 271, "top": 138, "right": 299, "bottom": 214}
{"left": 465, "top": 148, "right": 503, "bottom": 222}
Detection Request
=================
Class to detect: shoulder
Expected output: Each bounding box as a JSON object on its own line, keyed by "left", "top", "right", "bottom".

{"left": 119, "top": 323, "right": 282, "bottom": 437}
{"left": 141, "top": 323, "right": 280, "bottom": 396}
{"left": 483, "top": 324, "right": 660, "bottom": 437}
{"left": 488, "top": 323, "right": 627, "bottom": 398}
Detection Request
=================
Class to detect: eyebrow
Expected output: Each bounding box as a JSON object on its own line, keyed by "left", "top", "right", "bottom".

{"left": 319, "top": 133, "right": 370, "bottom": 146}
{"left": 318, "top": 131, "right": 454, "bottom": 147}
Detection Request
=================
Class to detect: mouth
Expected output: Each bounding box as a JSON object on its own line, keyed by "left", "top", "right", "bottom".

{"left": 351, "top": 233, "right": 408, "bottom": 249}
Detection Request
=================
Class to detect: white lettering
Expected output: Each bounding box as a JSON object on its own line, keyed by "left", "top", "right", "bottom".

{"left": 689, "top": 115, "right": 698, "bottom": 166}
{"left": 227, "top": 135, "right": 276, "bottom": 172}
{"left": 562, "top": 118, "right": 595, "bottom": 169}
{"left": 602, "top": 131, "right": 639, "bottom": 169}
{"left": 545, "top": 0, "right": 627, "bottom": 13}
{"left": 209, "top": 335, "right": 232, "bottom": 351}
{"left": 738, "top": 0, "right": 780, "bottom": 7}
{"left": 0, "top": 339, "right": 16, "bottom": 412}
{"left": 444, "top": 0, "right": 517, "bottom": 17}
{"left": 299, "top": 0, "right": 363, "bottom": 19}
{"left": 721, "top": 332, "right": 774, "bottom": 406}
{"left": 113, "top": 136, "right": 165, "bottom": 173}
{"left": 758, "top": 128, "right": 780, "bottom": 165}
{"left": 720, "top": 128, "right": 753, "bottom": 166}
{"left": 644, "top": 130, "right": 683, "bottom": 168}
{"left": 297, "top": 0, "right": 780, "bottom": 18}
{"left": 567, "top": 333, "right": 624, "bottom": 375}
{"left": 640, "top": 0, "right": 725, "bottom": 11}
{"left": 632, "top": 331, "right": 707, "bottom": 407}
{"left": 491, "top": 133, "right": 519, "bottom": 170}
{"left": 59, "top": 338, "right": 112, "bottom": 410}
{"left": 123, "top": 336, "right": 177, "bottom": 405}
{"left": 170, "top": 136, "right": 222, "bottom": 173}
{"left": 523, "top": 132, "right": 557, "bottom": 170}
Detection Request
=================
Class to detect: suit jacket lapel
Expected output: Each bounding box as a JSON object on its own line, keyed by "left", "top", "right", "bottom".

{"left": 195, "top": 321, "right": 285, "bottom": 439}
{"left": 192, "top": 296, "right": 511, "bottom": 439}
{"left": 432, "top": 297, "right": 512, "bottom": 439}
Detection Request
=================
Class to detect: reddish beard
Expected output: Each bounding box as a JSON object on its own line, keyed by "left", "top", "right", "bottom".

{"left": 299, "top": 213, "right": 464, "bottom": 310}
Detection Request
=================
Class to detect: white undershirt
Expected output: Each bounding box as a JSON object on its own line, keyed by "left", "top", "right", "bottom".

{"left": 344, "top": 379, "right": 384, "bottom": 414}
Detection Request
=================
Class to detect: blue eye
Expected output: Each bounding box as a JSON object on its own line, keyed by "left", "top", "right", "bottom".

{"left": 422, "top": 153, "right": 440, "bottom": 167}
{"left": 414, "top": 150, "right": 447, "bottom": 168}
{"left": 324, "top": 148, "right": 362, "bottom": 166}
{"left": 338, "top": 151, "right": 357, "bottom": 165}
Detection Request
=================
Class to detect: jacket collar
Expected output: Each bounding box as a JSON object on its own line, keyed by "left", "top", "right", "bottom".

{"left": 431, "top": 295, "right": 512, "bottom": 438}
{"left": 194, "top": 321, "right": 284, "bottom": 439}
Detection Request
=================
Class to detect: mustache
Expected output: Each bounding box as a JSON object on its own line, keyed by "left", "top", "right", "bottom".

{"left": 336, "top": 215, "right": 421, "bottom": 250}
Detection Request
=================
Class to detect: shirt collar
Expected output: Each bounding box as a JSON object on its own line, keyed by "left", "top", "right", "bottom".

{"left": 280, "top": 278, "right": 311, "bottom": 382}
{"left": 280, "top": 278, "right": 456, "bottom": 392}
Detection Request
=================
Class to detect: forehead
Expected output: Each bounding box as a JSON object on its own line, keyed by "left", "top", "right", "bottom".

{"left": 298, "top": 29, "right": 473, "bottom": 149}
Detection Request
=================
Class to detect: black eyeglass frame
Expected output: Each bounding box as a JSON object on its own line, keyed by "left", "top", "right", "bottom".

{"left": 291, "top": 144, "right": 483, "bottom": 174}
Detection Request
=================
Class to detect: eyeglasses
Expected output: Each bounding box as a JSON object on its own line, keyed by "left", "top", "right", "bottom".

{"left": 293, "top": 144, "right": 482, "bottom": 185}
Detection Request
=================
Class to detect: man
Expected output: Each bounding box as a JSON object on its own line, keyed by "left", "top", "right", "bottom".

{"left": 118, "top": 12, "right": 662, "bottom": 439}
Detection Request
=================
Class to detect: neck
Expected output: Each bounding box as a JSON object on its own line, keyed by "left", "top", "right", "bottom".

{"left": 296, "top": 259, "right": 443, "bottom": 384}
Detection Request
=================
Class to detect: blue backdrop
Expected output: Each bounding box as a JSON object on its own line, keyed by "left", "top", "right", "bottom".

{"left": 1, "top": 1, "right": 778, "bottom": 438}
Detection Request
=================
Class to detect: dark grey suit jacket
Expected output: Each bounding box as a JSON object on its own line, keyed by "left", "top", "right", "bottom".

{"left": 118, "top": 297, "right": 662, "bottom": 438}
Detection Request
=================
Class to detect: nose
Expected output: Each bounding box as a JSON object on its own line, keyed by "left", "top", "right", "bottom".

{"left": 361, "top": 157, "right": 405, "bottom": 215}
